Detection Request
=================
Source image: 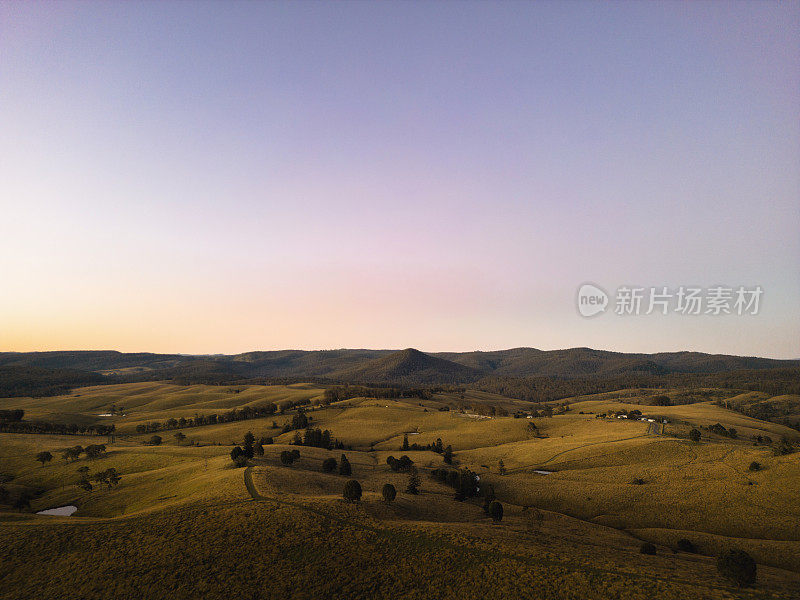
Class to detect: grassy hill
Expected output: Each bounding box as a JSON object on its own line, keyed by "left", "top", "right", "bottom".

{"left": 2, "top": 383, "right": 800, "bottom": 598}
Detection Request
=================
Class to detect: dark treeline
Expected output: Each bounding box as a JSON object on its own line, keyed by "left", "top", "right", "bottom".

{"left": 134, "top": 399, "right": 318, "bottom": 435}
{"left": 0, "top": 410, "right": 25, "bottom": 422}
{"left": 294, "top": 427, "right": 345, "bottom": 450}
{"left": 0, "top": 419, "right": 115, "bottom": 437}
{"left": 0, "top": 366, "right": 106, "bottom": 398}
{"left": 134, "top": 403, "right": 290, "bottom": 434}
{"left": 399, "top": 435, "right": 453, "bottom": 463}
{"left": 472, "top": 367, "right": 800, "bottom": 403}
{"left": 323, "top": 384, "right": 463, "bottom": 404}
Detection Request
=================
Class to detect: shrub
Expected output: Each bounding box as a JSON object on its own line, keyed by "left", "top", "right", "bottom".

{"left": 343, "top": 479, "right": 362, "bottom": 503}
{"left": 677, "top": 538, "right": 696, "bottom": 553}
{"left": 382, "top": 483, "right": 396, "bottom": 503}
{"left": 233, "top": 455, "right": 248, "bottom": 468}
{"left": 717, "top": 549, "right": 757, "bottom": 587}
{"left": 748, "top": 461, "right": 761, "bottom": 471}
{"left": 35, "top": 451, "right": 53, "bottom": 466}
{"left": 488, "top": 500, "right": 503, "bottom": 522}
{"left": 280, "top": 451, "right": 295, "bottom": 466}
{"left": 149, "top": 435, "right": 162, "bottom": 446}
{"left": 322, "top": 458, "right": 337, "bottom": 473}
{"left": 689, "top": 428, "right": 701, "bottom": 442}
{"left": 640, "top": 542, "right": 656, "bottom": 555}
{"left": 631, "top": 478, "right": 645, "bottom": 485}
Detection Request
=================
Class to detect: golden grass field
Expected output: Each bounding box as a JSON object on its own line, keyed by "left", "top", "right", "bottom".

{"left": 1, "top": 382, "right": 799, "bottom": 599}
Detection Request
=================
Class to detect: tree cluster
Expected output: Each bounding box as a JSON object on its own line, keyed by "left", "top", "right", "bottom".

{"left": 386, "top": 455, "right": 414, "bottom": 472}
{"left": 430, "top": 467, "right": 480, "bottom": 500}
{"left": 59, "top": 444, "right": 107, "bottom": 463}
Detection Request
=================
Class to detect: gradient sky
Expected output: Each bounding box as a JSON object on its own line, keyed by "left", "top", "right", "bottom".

{"left": 1, "top": 1, "right": 798, "bottom": 358}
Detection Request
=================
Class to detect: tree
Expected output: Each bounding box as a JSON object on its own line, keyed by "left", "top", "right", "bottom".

{"left": 406, "top": 467, "right": 420, "bottom": 495}
{"left": 339, "top": 454, "right": 352, "bottom": 476}
{"left": 93, "top": 468, "right": 121, "bottom": 488}
{"left": 254, "top": 441, "right": 264, "bottom": 456}
{"left": 489, "top": 500, "right": 503, "bottom": 522}
{"left": 291, "top": 409, "right": 309, "bottom": 430}
{"left": 78, "top": 477, "right": 93, "bottom": 491}
{"left": 640, "top": 542, "right": 656, "bottom": 555}
{"left": 243, "top": 431, "right": 255, "bottom": 458}
{"left": 84, "top": 444, "right": 107, "bottom": 459}
{"left": 689, "top": 428, "right": 701, "bottom": 442}
{"left": 77, "top": 465, "right": 90, "bottom": 476}
{"left": 263, "top": 436, "right": 274, "bottom": 445}
{"left": 443, "top": 445, "right": 453, "bottom": 465}
{"left": 434, "top": 438, "right": 443, "bottom": 454}
{"left": 35, "top": 451, "right": 53, "bottom": 467}
{"left": 322, "top": 457, "right": 337, "bottom": 473}
{"left": 280, "top": 450, "right": 295, "bottom": 466}
{"left": 62, "top": 445, "right": 83, "bottom": 463}
{"left": 717, "top": 549, "right": 757, "bottom": 587}
{"left": 402, "top": 434, "right": 409, "bottom": 451}
{"left": 149, "top": 435, "right": 162, "bottom": 446}
{"left": 231, "top": 446, "right": 244, "bottom": 461}
{"left": 343, "top": 479, "right": 362, "bottom": 503}
{"left": 652, "top": 395, "right": 671, "bottom": 406}
{"left": 174, "top": 431, "right": 186, "bottom": 443}
{"left": 498, "top": 459, "right": 506, "bottom": 475}
{"left": 382, "top": 483, "right": 396, "bottom": 503}
{"left": 677, "top": 538, "right": 697, "bottom": 553}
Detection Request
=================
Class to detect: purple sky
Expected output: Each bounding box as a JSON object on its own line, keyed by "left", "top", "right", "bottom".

{"left": 1, "top": 1, "right": 798, "bottom": 357}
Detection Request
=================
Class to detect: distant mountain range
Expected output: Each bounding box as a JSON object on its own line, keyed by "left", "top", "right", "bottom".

{"left": 0, "top": 347, "right": 797, "bottom": 388}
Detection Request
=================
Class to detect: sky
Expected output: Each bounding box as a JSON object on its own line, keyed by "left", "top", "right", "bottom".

{"left": 1, "top": 1, "right": 798, "bottom": 358}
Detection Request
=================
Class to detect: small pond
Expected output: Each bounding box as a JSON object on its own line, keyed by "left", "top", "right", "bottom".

{"left": 533, "top": 470, "right": 553, "bottom": 475}
{"left": 36, "top": 505, "right": 78, "bottom": 516}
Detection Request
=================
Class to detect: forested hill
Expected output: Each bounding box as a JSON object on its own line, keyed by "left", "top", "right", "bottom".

{"left": 0, "top": 347, "right": 797, "bottom": 391}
